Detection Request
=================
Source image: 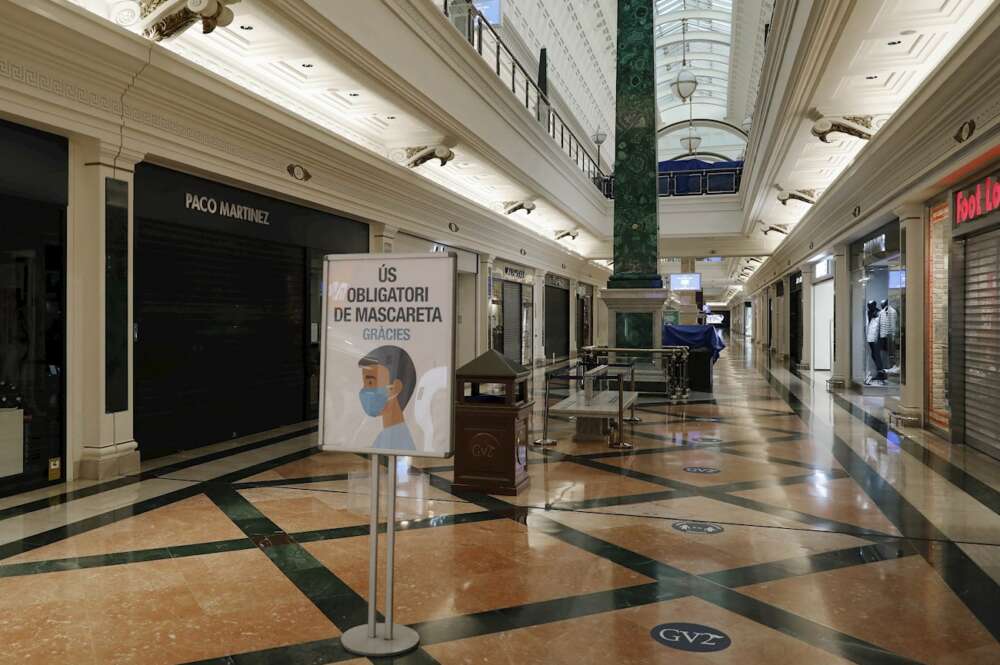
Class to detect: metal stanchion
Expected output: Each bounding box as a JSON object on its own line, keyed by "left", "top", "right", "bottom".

{"left": 340, "top": 456, "right": 420, "bottom": 656}
{"left": 609, "top": 376, "right": 632, "bottom": 449}
{"left": 533, "top": 372, "right": 558, "bottom": 446}
{"left": 623, "top": 364, "right": 641, "bottom": 423}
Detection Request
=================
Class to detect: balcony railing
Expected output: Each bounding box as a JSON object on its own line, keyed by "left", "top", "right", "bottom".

{"left": 438, "top": 0, "right": 606, "bottom": 191}
{"left": 602, "top": 167, "right": 743, "bottom": 199}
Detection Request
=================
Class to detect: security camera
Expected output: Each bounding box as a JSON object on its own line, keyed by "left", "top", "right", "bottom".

{"left": 187, "top": 0, "right": 235, "bottom": 26}
{"left": 505, "top": 201, "right": 536, "bottom": 215}
{"left": 777, "top": 190, "right": 816, "bottom": 206}
{"left": 406, "top": 145, "right": 455, "bottom": 168}
{"left": 811, "top": 117, "right": 872, "bottom": 143}
{"left": 554, "top": 230, "right": 579, "bottom": 240}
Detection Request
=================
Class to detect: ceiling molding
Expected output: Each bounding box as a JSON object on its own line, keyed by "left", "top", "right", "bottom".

{"left": 0, "top": 0, "right": 610, "bottom": 285}
{"left": 745, "top": 3, "right": 1000, "bottom": 294}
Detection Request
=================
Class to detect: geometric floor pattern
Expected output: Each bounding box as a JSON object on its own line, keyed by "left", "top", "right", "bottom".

{"left": 0, "top": 342, "right": 998, "bottom": 664}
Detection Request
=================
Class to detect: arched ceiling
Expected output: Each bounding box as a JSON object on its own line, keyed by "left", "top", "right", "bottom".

{"left": 654, "top": 0, "right": 734, "bottom": 126}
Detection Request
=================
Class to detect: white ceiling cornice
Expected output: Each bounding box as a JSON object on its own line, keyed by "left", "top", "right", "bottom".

{"left": 0, "top": 0, "right": 610, "bottom": 284}
{"left": 745, "top": 3, "right": 1000, "bottom": 294}
{"left": 285, "top": 0, "right": 612, "bottom": 237}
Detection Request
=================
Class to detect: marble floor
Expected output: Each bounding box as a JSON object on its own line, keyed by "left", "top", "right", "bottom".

{"left": 0, "top": 340, "right": 998, "bottom": 664}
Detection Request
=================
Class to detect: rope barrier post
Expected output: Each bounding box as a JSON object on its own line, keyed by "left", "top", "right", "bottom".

{"left": 623, "top": 364, "right": 641, "bottom": 423}
{"left": 533, "top": 371, "right": 557, "bottom": 447}
{"left": 609, "top": 376, "right": 632, "bottom": 449}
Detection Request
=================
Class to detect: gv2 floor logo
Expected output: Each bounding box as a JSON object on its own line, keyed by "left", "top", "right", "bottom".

{"left": 652, "top": 623, "right": 732, "bottom": 652}
{"left": 683, "top": 466, "right": 721, "bottom": 474}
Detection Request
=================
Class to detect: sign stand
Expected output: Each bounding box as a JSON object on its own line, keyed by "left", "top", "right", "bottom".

{"left": 340, "top": 455, "right": 420, "bottom": 657}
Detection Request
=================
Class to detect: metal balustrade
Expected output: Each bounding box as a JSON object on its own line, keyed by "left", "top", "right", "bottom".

{"left": 601, "top": 167, "right": 743, "bottom": 199}
{"left": 437, "top": 0, "right": 606, "bottom": 191}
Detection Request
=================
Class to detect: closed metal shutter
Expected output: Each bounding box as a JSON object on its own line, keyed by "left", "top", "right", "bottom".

{"left": 544, "top": 285, "right": 570, "bottom": 359}
{"left": 502, "top": 281, "right": 522, "bottom": 363}
{"left": 135, "top": 219, "right": 305, "bottom": 457}
{"left": 963, "top": 227, "right": 1000, "bottom": 459}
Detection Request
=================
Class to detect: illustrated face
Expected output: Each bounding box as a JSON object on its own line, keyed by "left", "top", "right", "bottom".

{"left": 361, "top": 365, "right": 402, "bottom": 399}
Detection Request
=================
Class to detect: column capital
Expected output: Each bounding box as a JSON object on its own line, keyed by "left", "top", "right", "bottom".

{"left": 893, "top": 204, "right": 924, "bottom": 222}
{"left": 78, "top": 139, "right": 146, "bottom": 174}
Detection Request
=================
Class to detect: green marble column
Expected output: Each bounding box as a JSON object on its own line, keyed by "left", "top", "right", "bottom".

{"left": 608, "top": 0, "right": 661, "bottom": 290}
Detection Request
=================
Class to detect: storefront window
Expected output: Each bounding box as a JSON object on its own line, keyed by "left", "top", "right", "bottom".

{"left": 927, "top": 201, "right": 950, "bottom": 431}
{"left": 489, "top": 264, "right": 533, "bottom": 367}
{"left": 850, "top": 220, "right": 904, "bottom": 389}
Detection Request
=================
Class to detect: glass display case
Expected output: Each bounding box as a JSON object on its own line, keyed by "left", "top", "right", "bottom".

{"left": 850, "top": 220, "right": 904, "bottom": 390}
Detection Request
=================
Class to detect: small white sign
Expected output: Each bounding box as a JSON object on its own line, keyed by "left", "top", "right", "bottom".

{"left": 320, "top": 253, "right": 456, "bottom": 457}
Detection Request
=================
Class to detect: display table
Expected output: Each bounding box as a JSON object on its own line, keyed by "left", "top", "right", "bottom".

{"left": 549, "top": 390, "right": 639, "bottom": 442}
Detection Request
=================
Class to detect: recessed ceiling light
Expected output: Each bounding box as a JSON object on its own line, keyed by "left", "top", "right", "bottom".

{"left": 239, "top": 25, "right": 253, "bottom": 31}
{"left": 887, "top": 40, "right": 901, "bottom": 46}
{"left": 301, "top": 63, "right": 314, "bottom": 68}
{"left": 865, "top": 74, "right": 878, "bottom": 80}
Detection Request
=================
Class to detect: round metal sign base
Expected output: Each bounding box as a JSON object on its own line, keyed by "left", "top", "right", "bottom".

{"left": 609, "top": 440, "right": 633, "bottom": 449}
{"left": 341, "top": 624, "right": 420, "bottom": 657}
{"left": 533, "top": 438, "right": 558, "bottom": 447}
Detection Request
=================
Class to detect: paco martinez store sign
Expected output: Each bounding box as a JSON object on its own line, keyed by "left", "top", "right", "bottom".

{"left": 954, "top": 170, "right": 1000, "bottom": 231}
{"left": 185, "top": 192, "right": 271, "bottom": 226}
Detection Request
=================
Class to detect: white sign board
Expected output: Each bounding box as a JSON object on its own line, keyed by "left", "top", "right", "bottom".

{"left": 320, "top": 253, "right": 456, "bottom": 457}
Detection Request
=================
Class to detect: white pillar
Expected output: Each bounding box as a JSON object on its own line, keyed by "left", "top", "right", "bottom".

{"left": 568, "top": 278, "right": 578, "bottom": 357}
{"left": 475, "top": 254, "right": 494, "bottom": 356}
{"left": 830, "top": 243, "right": 850, "bottom": 388}
{"left": 595, "top": 282, "right": 609, "bottom": 346}
{"left": 370, "top": 223, "right": 398, "bottom": 254}
{"left": 69, "top": 139, "right": 143, "bottom": 480}
{"left": 889, "top": 204, "right": 925, "bottom": 425}
{"left": 533, "top": 269, "right": 547, "bottom": 366}
{"left": 677, "top": 258, "right": 698, "bottom": 324}
{"left": 799, "top": 266, "right": 812, "bottom": 369}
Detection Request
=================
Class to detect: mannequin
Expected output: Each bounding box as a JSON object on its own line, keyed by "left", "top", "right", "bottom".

{"left": 878, "top": 299, "right": 898, "bottom": 373}
{"left": 865, "top": 300, "right": 885, "bottom": 384}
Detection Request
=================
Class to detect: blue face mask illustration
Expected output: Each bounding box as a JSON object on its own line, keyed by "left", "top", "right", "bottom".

{"left": 359, "top": 387, "right": 390, "bottom": 417}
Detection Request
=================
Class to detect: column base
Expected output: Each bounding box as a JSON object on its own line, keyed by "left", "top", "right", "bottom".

{"left": 826, "top": 377, "right": 847, "bottom": 391}
{"left": 885, "top": 398, "right": 923, "bottom": 428}
{"left": 77, "top": 441, "right": 140, "bottom": 480}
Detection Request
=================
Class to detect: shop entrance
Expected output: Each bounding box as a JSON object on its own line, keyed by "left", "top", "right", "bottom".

{"left": 789, "top": 273, "right": 803, "bottom": 366}
{"left": 500, "top": 281, "right": 523, "bottom": 364}
{"left": 812, "top": 278, "right": 834, "bottom": 371}
{"left": 135, "top": 221, "right": 306, "bottom": 455}
{"left": 850, "top": 221, "right": 903, "bottom": 391}
{"left": 0, "top": 120, "right": 67, "bottom": 497}
{"left": 133, "top": 164, "right": 367, "bottom": 458}
{"left": 544, "top": 279, "right": 570, "bottom": 361}
{"left": 956, "top": 226, "right": 1000, "bottom": 460}
{"left": 0, "top": 196, "right": 65, "bottom": 495}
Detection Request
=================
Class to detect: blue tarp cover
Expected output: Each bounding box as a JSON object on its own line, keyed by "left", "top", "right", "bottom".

{"left": 662, "top": 324, "right": 726, "bottom": 362}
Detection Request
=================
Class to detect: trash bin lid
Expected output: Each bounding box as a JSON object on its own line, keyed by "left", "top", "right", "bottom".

{"left": 456, "top": 349, "right": 530, "bottom": 380}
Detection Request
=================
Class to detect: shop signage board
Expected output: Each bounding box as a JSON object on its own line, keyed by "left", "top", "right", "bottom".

{"left": 953, "top": 169, "right": 1000, "bottom": 236}
{"left": 502, "top": 265, "right": 528, "bottom": 282}
{"left": 320, "top": 253, "right": 456, "bottom": 458}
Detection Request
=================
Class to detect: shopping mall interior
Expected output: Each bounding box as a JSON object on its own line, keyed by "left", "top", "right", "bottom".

{"left": 0, "top": 0, "right": 998, "bottom": 663}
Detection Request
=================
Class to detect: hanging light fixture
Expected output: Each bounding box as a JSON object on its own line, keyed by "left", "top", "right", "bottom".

{"left": 670, "top": 5, "right": 698, "bottom": 101}
{"left": 680, "top": 93, "right": 701, "bottom": 154}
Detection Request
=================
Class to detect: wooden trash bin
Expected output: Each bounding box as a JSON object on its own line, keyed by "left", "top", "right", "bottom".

{"left": 453, "top": 350, "right": 533, "bottom": 495}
